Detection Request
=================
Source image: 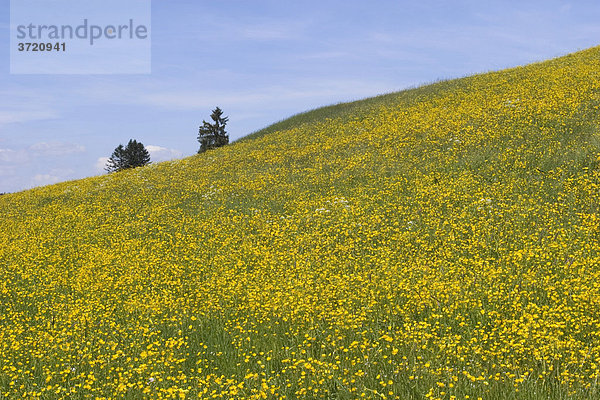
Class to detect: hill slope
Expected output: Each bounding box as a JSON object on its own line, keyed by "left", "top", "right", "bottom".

{"left": 2, "top": 47, "right": 600, "bottom": 399}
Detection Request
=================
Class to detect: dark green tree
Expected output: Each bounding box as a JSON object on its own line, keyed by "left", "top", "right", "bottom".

{"left": 125, "top": 139, "right": 151, "bottom": 169}
{"left": 198, "top": 107, "right": 229, "bottom": 153}
{"left": 105, "top": 139, "right": 151, "bottom": 173}
{"left": 105, "top": 144, "right": 126, "bottom": 173}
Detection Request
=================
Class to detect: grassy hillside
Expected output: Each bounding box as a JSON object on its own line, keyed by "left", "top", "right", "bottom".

{"left": 2, "top": 47, "right": 600, "bottom": 399}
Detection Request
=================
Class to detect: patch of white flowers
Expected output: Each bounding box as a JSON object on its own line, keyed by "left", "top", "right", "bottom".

{"left": 477, "top": 197, "right": 493, "bottom": 211}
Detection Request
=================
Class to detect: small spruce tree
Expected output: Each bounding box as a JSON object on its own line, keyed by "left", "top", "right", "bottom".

{"left": 125, "top": 139, "right": 151, "bottom": 168}
{"left": 198, "top": 107, "right": 229, "bottom": 153}
{"left": 105, "top": 144, "right": 127, "bottom": 173}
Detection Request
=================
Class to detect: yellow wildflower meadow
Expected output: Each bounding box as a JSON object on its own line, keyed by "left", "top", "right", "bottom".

{"left": 2, "top": 47, "right": 600, "bottom": 399}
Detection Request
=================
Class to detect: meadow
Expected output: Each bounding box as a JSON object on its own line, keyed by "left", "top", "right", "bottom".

{"left": 2, "top": 47, "right": 600, "bottom": 399}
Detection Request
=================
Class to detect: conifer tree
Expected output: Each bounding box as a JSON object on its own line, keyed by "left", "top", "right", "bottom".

{"left": 125, "top": 139, "right": 151, "bottom": 169}
{"left": 105, "top": 144, "right": 126, "bottom": 173}
{"left": 105, "top": 139, "right": 151, "bottom": 172}
{"left": 198, "top": 107, "right": 229, "bottom": 153}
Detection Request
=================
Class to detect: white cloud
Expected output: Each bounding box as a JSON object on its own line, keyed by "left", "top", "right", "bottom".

{"left": 95, "top": 157, "right": 109, "bottom": 173}
{"left": 114, "top": 79, "right": 394, "bottom": 111}
{"left": 0, "top": 145, "right": 84, "bottom": 191}
{"left": 297, "top": 51, "right": 350, "bottom": 60}
{"left": 0, "top": 110, "right": 59, "bottom": 125}
{"left": 0, "top": 148, "right": 29, "bottom": 163}
{"left": 197, "top": 18, "right": 310, "bottom": 42}
{"left": 0, "top": 165, "right": 16, "bottom": 177}
{"left": 560, "top": 3, "right": 573, "bottom": 13}
{"left": 29, "top": 142, "right": 86, "bottom": 156}
{"left": 146, "top": 145, "right": 184, "bottom": 162}
{"left": 31, "top": 174, "right": 62, "bottom": 187}
{"left": 240, "top": 24, "right": 301, "bottom": 41}
{"left": 30, "top": 168, "right": 75, "bottom": 188}
{"left": 0, "top": 89, "right": 62, "bottom": 131}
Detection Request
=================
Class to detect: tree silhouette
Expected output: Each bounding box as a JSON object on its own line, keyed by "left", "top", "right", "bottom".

{"left": 105, "top": 139, "right": 151, "bottom": 173}
{"left": 198, "top": 107, "right": 229, "bottom": 153}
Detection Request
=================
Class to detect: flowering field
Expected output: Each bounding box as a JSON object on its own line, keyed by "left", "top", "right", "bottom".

{"left": 2, "top": 47, "right": 600, "bottom": 399}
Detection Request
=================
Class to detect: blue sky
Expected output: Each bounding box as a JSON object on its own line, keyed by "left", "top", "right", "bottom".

{"left": 1, "top": 0, "right": 599, "bottom": 193}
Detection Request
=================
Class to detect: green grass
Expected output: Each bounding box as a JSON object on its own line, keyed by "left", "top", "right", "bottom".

{"left": 2, "top": 47, "right": 600, "bottom": 399}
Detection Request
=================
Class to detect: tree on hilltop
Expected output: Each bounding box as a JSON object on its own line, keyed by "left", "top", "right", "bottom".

{"left": 125, "top": 139, "right": 151, "bottom": 168}
{"left": 198, "top": 107, "right": 229, "bottom": 153}
{"left": 105, "top": 139, "right": 151, "bottom": 173}
{"left": 105, "top": 144, "right": 126, "bottom": 172}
